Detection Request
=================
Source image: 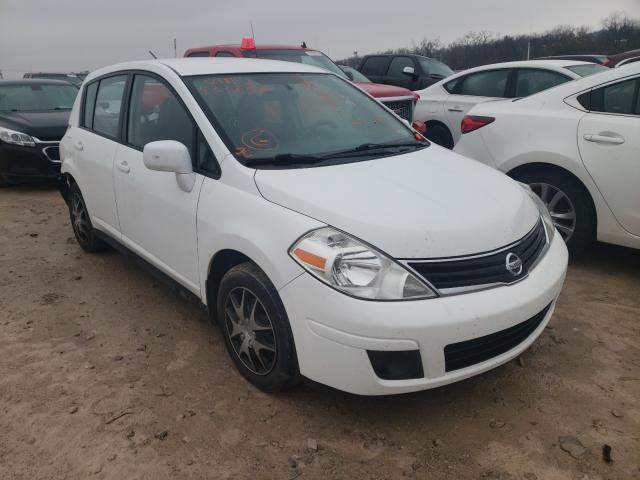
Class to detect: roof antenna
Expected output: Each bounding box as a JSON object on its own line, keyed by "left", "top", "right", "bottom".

{"left": 301, "top": 41, "right": 307, "bottom": 48}
{"left": 148, "top": 50, "right": 158, "bottom": 59}
{"left": 250, "top": 20, "right": 256, "bottom": 42}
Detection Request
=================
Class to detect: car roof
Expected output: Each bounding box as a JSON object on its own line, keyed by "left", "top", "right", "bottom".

{"left": 193, "top": 44, "right": 310, "bottom": 51}
{"left": 85, "top": 58, "right": 328, "bottom": 82}
{"left": 0, "top": 78, "right": 75, "bottom": 86}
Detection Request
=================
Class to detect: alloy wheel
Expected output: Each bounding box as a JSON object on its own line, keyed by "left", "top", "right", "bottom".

{"left": 71, "top": 193, "right": 90, "bottom": 244}
{"left": 529, "top": 182, "right": 576, "bottom": 243}
{"left": 224, "top": 287, "right": 277, "bottom": 375}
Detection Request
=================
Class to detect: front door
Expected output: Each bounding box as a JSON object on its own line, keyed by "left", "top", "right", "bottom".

{"left": 577, "top": 77, "right": 640, "bottom": 235}
{"left": 113, "top": 74, "right": 203, "bottom": 293}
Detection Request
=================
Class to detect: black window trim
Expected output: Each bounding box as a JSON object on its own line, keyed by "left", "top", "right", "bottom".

{"left": 80, "top": 69, "right": 221, "bottom": 180}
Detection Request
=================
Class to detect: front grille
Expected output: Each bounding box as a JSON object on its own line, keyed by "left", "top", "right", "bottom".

{"left": 407, "top": 221, "right": 547, "bottom": 293}
{"left": 444, "top": 303, "right": 552, "bottom": 372}
{"left": 381, "top": 99, "right": 413, "bottom": 121}
{"left": 42, "top": 145, "right": 60, "bottom": 161}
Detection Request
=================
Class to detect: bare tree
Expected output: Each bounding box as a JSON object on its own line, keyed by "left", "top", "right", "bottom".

{"left": 602, "top": 12, "right": 638, "bottom": 48}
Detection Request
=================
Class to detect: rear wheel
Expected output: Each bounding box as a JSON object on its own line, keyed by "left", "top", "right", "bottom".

{"left": 425, "top": 124, "right": 454, "bottom": 149}
{"left": 68, "top": 183, "right": 106, "bottom": 252}
{"left": 511, "top": 169, "right": 595, "bottom": 257}
{"left": 217, "top": 262, "right": 299, "bottom": 392}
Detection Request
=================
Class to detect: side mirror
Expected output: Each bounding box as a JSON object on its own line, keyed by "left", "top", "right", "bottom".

{"left": 344, "top": 70, "right": 354, "bottom": 81}
{"left": 143, "top": 140, "right": 195, "bottom": 192}
{"left": 402, "top": 66, "right": 416, "bottom": 76}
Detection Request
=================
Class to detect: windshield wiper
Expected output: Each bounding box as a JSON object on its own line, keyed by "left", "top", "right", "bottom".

{"left": 320, "top": 141, "right": 428, "bottom": 159}
{"left": 244, "top": 153, "right": 326, "bottom": 167}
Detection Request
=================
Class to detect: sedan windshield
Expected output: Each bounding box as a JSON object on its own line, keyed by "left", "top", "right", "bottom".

{"left": 0, "top": 83, "right": 78, "bottom": 112}
{"left": 244, "top": 49, "right": 349, "bottom": 79}
{"left": 186, "top": 73, "right": 426, "bottom": 169}
{"left": 564, "top": 64, "right": 610, "bottom": 77}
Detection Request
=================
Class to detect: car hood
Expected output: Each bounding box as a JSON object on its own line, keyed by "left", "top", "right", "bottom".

{"left": 0, "top": 110, "right": 70, "bottom": 141}
{"left": 254, "top": 147, "right": 540, "bottom": 258}
{"left": 355, "top": 82, "right": 415, "bottom": 99}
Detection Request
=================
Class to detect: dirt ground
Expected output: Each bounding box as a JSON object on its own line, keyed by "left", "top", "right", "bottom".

{"left": 0, "top": 184, "right": 638, "bottom": 480}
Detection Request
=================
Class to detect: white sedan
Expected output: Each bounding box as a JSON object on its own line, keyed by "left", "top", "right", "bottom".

{"left": 414, "top": 60, "right": 608, "bottom": 148}
{"left": 455, "top": 63, "right": 640, "bottom": 256}
{"left": 59, "top": 58, "right": 567, "bottom": 395}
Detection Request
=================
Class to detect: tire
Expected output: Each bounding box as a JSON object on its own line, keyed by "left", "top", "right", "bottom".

{"left": 217, "top": 262, "right": 299, "bottom": 392}
{"left": 511, "top": 169, "right": 595, "bottom": 257}
{"left": 68, "top": 183, "right": 106, "bottom": 252}
{"left": 0, "top": 175, "right": 13, "bottom": 187}
{"left": 425, "top": 124, "right": 454, "bottom": 149}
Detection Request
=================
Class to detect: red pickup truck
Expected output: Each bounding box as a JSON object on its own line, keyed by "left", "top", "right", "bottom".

{"left": 184, "top": 39, "right": 425, "bottom": 132}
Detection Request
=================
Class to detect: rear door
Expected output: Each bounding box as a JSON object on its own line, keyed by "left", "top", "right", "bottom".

{"left": 359, "top": 56, "right": 391, "bottom": 84}
{"left": 72, "top": 74, "right": 128, "bottom": 237}
{"left": 113, "top": 73, "right": 213, "bottom": 293}
{"left": 577, "top": 76, "right": 640, "bottom": 235}
{"left": 443, "top": 69, "right": 512, "bottom": 143}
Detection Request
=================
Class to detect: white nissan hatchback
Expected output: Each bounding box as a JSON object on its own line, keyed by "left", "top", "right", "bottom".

{"left": 60, "top": 59, "right": 567, "bottom": 395}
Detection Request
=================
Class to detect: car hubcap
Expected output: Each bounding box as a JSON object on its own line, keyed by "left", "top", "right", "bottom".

{"left": 71, "top": 193, "right": 90, "bottom": 243}
{"left": 224, "top": 287, "right": 276, "bottom": 375}
{"left": 529, "top": 182, "right": 576, "bottom": 243}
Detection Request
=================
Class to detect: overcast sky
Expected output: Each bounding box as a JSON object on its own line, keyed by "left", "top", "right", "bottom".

{"left": 1, "top": 0, "right": 638, "bottom": 78}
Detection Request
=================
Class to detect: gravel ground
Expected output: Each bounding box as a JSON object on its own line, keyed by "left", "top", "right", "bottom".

{"left": 1, "top": 184, "right": 639, "bottom": 480}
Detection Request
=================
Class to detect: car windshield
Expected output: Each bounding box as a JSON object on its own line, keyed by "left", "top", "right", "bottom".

{"left": 32, "top": 74, "right": 83, "bottom": 87}
{"left": 418, "top": 57, "right": 454, "bottom": 77}
{"left": 244, "top": 49, "right": 349, "bottom": 79}
{"left": 185, "top": 72, "right": 426, "bottom": 169}
{"left": 564, "top": 64, "right": 610, "bottom": 77}
{"left": 0, "top": 83, "right": 78, "bottom": 112}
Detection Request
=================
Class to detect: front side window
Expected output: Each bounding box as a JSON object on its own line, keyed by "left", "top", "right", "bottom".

{"left": 0, "top": 83, "right": 77, "bottom": 112}
{"left": 387, "top": 57, "right": 414, "bottom": 76}
{"left": 215, "top": 51, "right": 236, "bottom": 58}
{"left": 514, "top": 69, "right": 569, "bottom": 97}
{"left": 127, "top": 75, "right": 195, "bottom": 156}
{"left": 417, "top": 57, "right": 454, "bottom": 77}
{"left": 185, "top": 73, "right": 426, "bottom": 169}
{"left": 188, "top": 51, "right": 210, "bottom": 57}
{"left": 458, "top": 70, "right": 510, "bottom": 97}
{"left": 591, "top": 78, "right": 639, "bottom": 115}
{"left": 93, "top": 75, "right": 127, "bottom": 137}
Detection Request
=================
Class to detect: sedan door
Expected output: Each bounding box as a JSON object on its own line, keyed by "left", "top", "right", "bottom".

{"left": 577, "top": 77, "right": 640, "bottom": 235}
{"left": 113, "top": 74, "right": 205, "bottom": 293}
{"left": 443, "top": 69, "right": 512, "bottom": 144}
{"left": 70, "top": 75, "right": 128, "bottom": 237}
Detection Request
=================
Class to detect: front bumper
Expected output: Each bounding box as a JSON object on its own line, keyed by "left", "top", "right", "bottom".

{"left": 0, "top": 140, "right": 61, "bottom": 182}
{"left": 279, "top": 234, "right": 568, "bottom": 395}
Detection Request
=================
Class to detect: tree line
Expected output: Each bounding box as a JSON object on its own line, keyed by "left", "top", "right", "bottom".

{"left": 339, "top": 12, "right": 640, "bottom": 70}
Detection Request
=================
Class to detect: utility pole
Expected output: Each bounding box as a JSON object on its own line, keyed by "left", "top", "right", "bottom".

{"left": 526, "top": 41, "right": 530, "bottom": 60}
{"left": 174, "top": 38, "right": 177, "bottom": 58}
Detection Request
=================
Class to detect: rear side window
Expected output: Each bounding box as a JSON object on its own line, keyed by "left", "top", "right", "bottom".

{"left": 457, "top": 70, "right": 510, "bottom": 97}
{"left": 82, "top": 82, "right": 98, "bottom": 129}
{"left": 93, "top": 75, "right": 127, "bottom": 138}
{"left": 126, "top": 75, "right": 195, "bottom": 156}
{"left": 590, "top": 78, "right": 639, "bottom": 115}
{"left": 188, "top": 51, "right": 210, "bottom": 57}
{"left": 514, "top": 69, "right": 569, "bottom": 97}
{"left": 387, "top": 57, "right": 414, "bottom": 76}
{"left": 360, "top": 56, "right": 391, "bottom": 76}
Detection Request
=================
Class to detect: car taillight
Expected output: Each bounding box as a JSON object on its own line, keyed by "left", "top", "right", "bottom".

{"left": 461, "top": 115, "right": 495, "bottom": 134}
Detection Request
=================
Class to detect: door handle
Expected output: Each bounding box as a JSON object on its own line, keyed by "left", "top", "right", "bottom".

{"left": 116, "top": 161, "right": 130, "bottom": 173}
{"left": 448, "top": 107, "right": 463, "bottom": 113}
{"left": 74, "top": 141, "right": 83, "bottom": 151}
{"left": 583, "top": 133, "right": 625, "bottom": 145}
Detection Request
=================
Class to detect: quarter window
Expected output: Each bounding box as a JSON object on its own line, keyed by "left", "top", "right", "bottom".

{"left": 514, "top": 69, "right": 569, "bottom": 97}
{"left": 457, "top": 70, "right": 510, "bottom": 97}
{"left": 82, "top": 82, "right": 98, "bottom": 129}
{"left": 127, "top": 75, "right": 195, "bottom": 156}
{"left": 93, "top": 75, "right": 127, "bottom": 138}
{"left": 590, "top": 78, "right": 639, "bottom": 115}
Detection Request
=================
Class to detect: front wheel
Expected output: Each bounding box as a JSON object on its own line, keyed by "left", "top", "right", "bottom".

{"left": 217, "top": 262, "right": 299, "bottom": 392}
{"left": 511, "top": 170, "right": 595, "bottom": 257}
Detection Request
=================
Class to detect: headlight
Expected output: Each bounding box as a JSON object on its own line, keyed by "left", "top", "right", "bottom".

{"left": 519, "top": 183, "right": 556, "bottom": 243}
{"left": 0, "top": 126, "right": 36, "bottom": 147}
{"left": 290, "top": 227, "right": 436, "bottom": 300}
